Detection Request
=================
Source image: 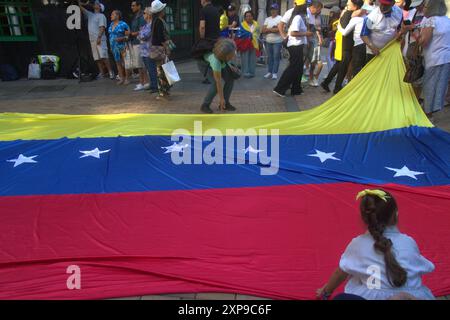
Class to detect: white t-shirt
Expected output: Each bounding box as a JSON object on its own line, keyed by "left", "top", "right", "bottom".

{"left": 85, "top": 10, "right": 107, "bottom": 42}
{"left": 281, "top": 8, "right": 294, "bottom": 24}
{"left": 362, "top": 5, "right": 403, "bottom": 54}
{"left": 339, "top": 227, "right": 435, "bottom": 300}
{"left": 264, "top": 15, "right": 283, "bottom": 43}
{"left": 421, "top": 16, "right": 450, "bottom": 69}
{"left": 287, "top": 14, "right": 307, "bottom": 47}
{"left": 338, "top": 16, "right": 365, "bottom": 46}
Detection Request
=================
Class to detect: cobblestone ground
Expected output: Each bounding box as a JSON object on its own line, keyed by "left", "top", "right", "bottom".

{"left": 0, "top": 59, "right": 448, "bottom": 300}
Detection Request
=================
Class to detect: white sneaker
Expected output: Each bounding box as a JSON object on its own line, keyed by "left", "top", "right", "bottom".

{"left": 308, "top": 80, "right": 315, "bottom": 87}
{"left": 271, "top": 74, "right": 278, "bottom": 80}
{"left": 264, "top": 73, "right": 272, "bottom": 79}
{"left": 133, "top": 83, "right": 145, "bottom": 91}
{"left": 143, "top": 83, "right": 150, "bottom": 90}
{"left": 312, "top": 79, "right": 319, "bottom": 87}
{"left": 109, "top": 72, "right": 115, "bottom": 80}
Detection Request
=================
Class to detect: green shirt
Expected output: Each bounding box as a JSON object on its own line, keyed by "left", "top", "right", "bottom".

{"left": 204, "top": 53, "right": 227, "bottom": 72}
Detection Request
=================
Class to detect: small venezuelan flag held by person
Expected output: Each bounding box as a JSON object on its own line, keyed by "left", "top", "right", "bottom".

{"left": 0, "top": 42, "right": 449, "bottom": 299}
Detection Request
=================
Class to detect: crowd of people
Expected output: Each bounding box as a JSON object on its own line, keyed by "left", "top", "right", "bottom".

{"left": 79, "top": 0, "right": 173, "bottom": 99}
{"left": 80, "top": 0, "right": 449, "bottom": 119}
{"left": 197, "top": 0, "right": 449, "bottom": 120}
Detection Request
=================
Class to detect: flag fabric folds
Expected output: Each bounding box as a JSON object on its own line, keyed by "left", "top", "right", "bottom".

{"left": 0, "top": 42, "right": 449, "bottom": 299}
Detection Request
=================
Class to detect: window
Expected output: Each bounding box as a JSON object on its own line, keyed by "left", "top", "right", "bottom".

{"left": 164, "top": 0, "right": 193, "bottom": 36}
{"left": 0, "top": 0, "right": 37, "bottom": 41}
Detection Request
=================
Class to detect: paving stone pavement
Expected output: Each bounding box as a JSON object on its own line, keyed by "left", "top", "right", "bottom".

{"left": 0, "top": 59, "right": 448, "bottom": 300}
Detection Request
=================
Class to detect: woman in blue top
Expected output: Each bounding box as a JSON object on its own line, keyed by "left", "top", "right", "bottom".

{"left": 108, "top": 10, "right": 130, "bottom": 85}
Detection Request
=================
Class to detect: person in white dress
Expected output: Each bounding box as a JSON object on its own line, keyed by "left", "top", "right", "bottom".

{"left": 316, "top": 189, "right": 435, "bottom": 300}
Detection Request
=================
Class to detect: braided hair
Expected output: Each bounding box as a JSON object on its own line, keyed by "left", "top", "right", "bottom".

{"left": 359, "top": 190, "right": 407, "bottom": 287}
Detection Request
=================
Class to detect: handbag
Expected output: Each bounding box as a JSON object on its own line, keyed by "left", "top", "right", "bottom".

{"left": 161, "top": 58, "right": 181, "bottom": 86}
{"left": 404, "top": 43, "right": 424, "bottom": 83}
{"left": 225, "top": 63, "right": 241, "bottom": 80}
{"left": 28, "top": 58, "right": 41, "bottom": 79}
{"left": 150, "top": 45, "right": 166, "bottom": 61}
{"left": 150, "top": 17, "right": 168, "bottom": 61}
{"left": 124, "top": 44, "right": 133, "bottom": 70}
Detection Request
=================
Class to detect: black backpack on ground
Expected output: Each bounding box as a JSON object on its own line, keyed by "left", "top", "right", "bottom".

{"left": 0, "top": 64, "right": 19, "bottom": 81}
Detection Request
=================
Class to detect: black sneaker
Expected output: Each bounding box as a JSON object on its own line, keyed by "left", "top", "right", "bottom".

{"left": 201, "top": 105, "right": 213, "bottom": 114}
{"left": 320, "top": 81, "right": 330, "bottom": 93}
{"left": 224, "top": 104, "right": 236, "bottom": 111}
{"left": 273, "top": 89, "right": 286, "bottom": 98}
{"left": 333, "top": 87, "right": 341, "bottom": 95}
{"left": 291, "top": 89, "right": 304, "bottom": 96}
{"left": 202, "top": 78, "right": 211, "bottom": 84}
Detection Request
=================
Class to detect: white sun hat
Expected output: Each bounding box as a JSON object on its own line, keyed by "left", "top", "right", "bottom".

{"left": 150, "top": 0, "right": 167, "bottom": 14}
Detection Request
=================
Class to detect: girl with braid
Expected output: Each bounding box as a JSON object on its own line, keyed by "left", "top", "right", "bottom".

{"left": 316, "top": 189, "right": 435, "bottom": 300}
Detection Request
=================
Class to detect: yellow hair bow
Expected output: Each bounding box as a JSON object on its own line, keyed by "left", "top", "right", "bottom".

{"left": 356, "top": 189, "right": 390, "bottom": 202}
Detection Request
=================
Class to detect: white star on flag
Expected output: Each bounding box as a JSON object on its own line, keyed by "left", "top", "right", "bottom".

{"left": 162, "top": 143, "right": 189, "bottom": 154}
{"left": 243, "top": 146, "right": 263, "bottom": 154}
{"left": 79, "top": 148, "right": 110, "bottom": 159}
{"left": 385, "top": 165, "right": 425, "bottom": 180}
{"left": 308, "top": 150, "right": 341, "bottom": 163}
{"left": 7, "top": 154, "right": 38, "bottom": 167}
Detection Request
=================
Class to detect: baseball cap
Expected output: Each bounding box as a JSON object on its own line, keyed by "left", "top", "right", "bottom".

{"left": 295, "top": 0, "right": 306, "bottom": 5}
{"left": 379, "top": 0, "right": 394, "bottom": 5}
{"left": 270, "top": 3, "right": 279, "bottom": 10}
{"left": 228, "top": 4, "right": 236, "bottom": 11}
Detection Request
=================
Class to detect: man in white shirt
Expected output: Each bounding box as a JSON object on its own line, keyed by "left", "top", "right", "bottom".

{"left": 360, "top": 0, "right": 403, "bottom": 61}
{"left": 79, "top": 1, "right": 114, "bottom": 79}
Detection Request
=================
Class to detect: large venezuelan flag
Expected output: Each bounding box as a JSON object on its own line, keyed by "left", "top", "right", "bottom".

{"left": 0, "top": 42, "right": 449, "bottom": 299}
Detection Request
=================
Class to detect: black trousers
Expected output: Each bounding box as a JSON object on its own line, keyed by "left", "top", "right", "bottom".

{"left": 274, "top": 45, "right": 304, "bottom": 95}
{"left": 323, "top": 49, "right": 352, "bottom": 92}
{"left": 352, "top": 44, "right": 367, "bottom": 77}
{"left": 366, "top": 53, "right": 376, "bottom": 63}
{"left": 334, "top": 49, "right": 352, "bottom": 92}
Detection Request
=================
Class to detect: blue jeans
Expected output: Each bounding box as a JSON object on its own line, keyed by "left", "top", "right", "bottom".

{"left": 142, "top": 56, "right": 158, "bottom": 91}
{"left": 241, "top": 49, "right": 256, "bottom": 77}
{"left": 266, "top": 42, "right": 282, "bottom": 74}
